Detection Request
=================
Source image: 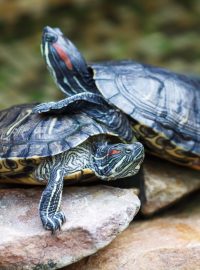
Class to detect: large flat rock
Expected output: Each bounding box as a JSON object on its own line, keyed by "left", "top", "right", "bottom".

{"left": 65, "top": 192, "right": 200, "bottom": 270}
{"left": 0, "top": 185, "right": 140, "bottom": 269}
{"left": 100, "top": 156, "right": 200, "bottom": 215}
{"left": 141, "top": 156, "right": 200, "bottom": 215}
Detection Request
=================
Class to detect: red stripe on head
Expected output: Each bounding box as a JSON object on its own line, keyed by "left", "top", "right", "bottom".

{"left": 53, "top": 43, "right": 73, "bottom": 70}
{"left": 108, "top": 149, "right": 121, "bottom": 156}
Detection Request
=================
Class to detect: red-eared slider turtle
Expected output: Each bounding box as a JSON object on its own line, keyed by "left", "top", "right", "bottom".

{"left": 0, "top": 104, "right": 144, "bottom": 232}
{"left": 34, "top": 26, "right": 200, "bottom": 169}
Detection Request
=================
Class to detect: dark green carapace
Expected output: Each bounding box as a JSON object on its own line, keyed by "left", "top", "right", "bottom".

{"left": 34, "top": 26, "right": 200, "bottom": 170}
{"left": 0, "top": 104, "right": 144, "bottom": 232}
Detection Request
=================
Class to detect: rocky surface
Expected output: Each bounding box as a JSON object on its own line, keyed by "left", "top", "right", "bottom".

{"left": 0, "top": 185, "right": 140, "bottom": 270}
{"left": 141, "top": 156, "right": 200, "bottom": 215}
{"left": 64, "top": 192, "right": 200, "bottom": 270}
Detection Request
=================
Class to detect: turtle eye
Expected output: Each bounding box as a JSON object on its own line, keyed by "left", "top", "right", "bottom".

{"left": 108, "top": 149, "right": 121, "bottom": 156}
{"left": 45, "top": 32, "right": 57, "bottom": 43}
{"left": 125, "top": 149, "right": 132, "bottom": 154}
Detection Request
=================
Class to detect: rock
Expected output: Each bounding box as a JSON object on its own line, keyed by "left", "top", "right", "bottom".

{"left": 64, "top": 193, "right": 200, "bottom": 270}
{"left": 0, "top": 185, "right": 140, "bottom": 270}
{"left": 82, "top": 156, "right": 200, "bottom": 216}
{"left": 141, "top": 156, "right": 200, "bottom": 215}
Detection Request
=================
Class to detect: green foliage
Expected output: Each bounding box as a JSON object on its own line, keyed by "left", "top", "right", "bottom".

{"left": 0, "top": 0, "right": 199, "bottom": 109}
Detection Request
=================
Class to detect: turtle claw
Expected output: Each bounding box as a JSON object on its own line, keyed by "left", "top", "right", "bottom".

{"left": 41, "top": 211, "right": 66, "bottom": 233}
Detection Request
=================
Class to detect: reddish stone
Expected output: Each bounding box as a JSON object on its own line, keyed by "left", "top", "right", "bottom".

{"left": 65, "top": 194, "right": 200, "bottom": 270}
{"left": 142, "top": 156, "right": 200, "bottom": 214}
{"left": 0, "top": 185, "right": 140, "bottom": 269}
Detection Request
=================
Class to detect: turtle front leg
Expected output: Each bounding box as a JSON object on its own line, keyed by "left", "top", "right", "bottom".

{"left": 33, "top": 92, "right": 107, "bottom": 114}
{"left": 39, "top": 167, "right": 66, "bottom": 233}
{"left": 33, "top": 92, "right": 134, "bottom": 142}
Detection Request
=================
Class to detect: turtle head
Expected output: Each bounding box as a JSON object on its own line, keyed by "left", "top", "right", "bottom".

{"left": 92, "top": 142, "right": 144, "bottom": 180}
{"left": 42, "top": 26, "right": 95, "bottom": 96}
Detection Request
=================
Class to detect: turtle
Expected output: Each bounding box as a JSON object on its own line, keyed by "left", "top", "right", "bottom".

{"left": 34, "top": 26, "right": 200, "bottom": 170}
{"left": 0, "top": 103, "right": 144, "bottom": 232}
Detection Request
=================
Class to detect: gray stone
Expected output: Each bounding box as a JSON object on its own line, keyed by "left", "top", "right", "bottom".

{"left": 0, "top": 185, "right": 140, "bottom": 269}
{"left": 64, "top": 193, "right": 200, "bottom": 270}
{"left": 141, "top": 156, "right": 200, "bottom": 215}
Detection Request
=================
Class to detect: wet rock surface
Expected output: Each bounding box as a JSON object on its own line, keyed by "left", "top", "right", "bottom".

{"left": 141, "top": 156, "right": 200, "bottom": 215}
{"left": 64, "top": 192, "right": 200, "bottom": 270}
{"left": 0, "top": 185, "right": 140, "bottom": 270}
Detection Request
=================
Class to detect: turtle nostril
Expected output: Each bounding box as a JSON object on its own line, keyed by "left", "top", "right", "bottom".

{"left": 45, "top": 32, "right": 58, "bottom": 43}
{"left": 54, "top": 27, "right": 63, "bottom": 35}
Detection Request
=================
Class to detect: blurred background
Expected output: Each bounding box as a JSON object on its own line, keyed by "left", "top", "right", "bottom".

{"left": 0, "top": 0, "right": 199, "bottom": 109}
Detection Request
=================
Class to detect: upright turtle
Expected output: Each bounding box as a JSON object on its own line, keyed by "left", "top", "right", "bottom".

{"left": 0, "top": 104, "right": 144, "bottom": 232}
{"left": 34, "top": 26, "right": 200, "bottom": 169}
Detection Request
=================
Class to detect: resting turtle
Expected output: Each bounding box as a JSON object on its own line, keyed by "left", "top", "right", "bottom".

{"left": 34, "top": 26, "right": 200, "bottom": 169}
{"left": 0, "top": 104, "right": 144, "bottom": 232}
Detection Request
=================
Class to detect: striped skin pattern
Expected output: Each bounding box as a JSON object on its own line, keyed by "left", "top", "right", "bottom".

{"left": 38, "top": 27, "right": 134, "bottom": 143}
{"left": 0, "top": 104, "right": 144, "bottom": 232}
{"left": 92, "top": 143, "right": 143, "bottom": 179}
{"left": 34, "top": 141, "right": 143, "bottom": 231}
{"left": 40, "top": 27, "right": 97, "bottom": 96}
{"left": 34, "top": 142, "right": 92, "bottom": 182}
{"left": 39, "top": 167, "right": 66, "bottom": 231}
{"left": 35, "top": 26, "right": 200, "bottom": 169}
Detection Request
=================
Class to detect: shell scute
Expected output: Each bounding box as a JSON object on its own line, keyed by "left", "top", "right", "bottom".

{"left": 0, "top": 104, "right": 115, "bottom": 160}
{"left": 93, "top": 61, "right": 200, "bottom": 154}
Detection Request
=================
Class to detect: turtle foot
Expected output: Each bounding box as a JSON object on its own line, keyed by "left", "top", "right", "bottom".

{"left": 41, "top": 211, "right": 66, "bottom": 233}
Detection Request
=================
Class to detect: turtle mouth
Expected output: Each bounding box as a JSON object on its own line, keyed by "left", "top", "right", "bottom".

{"left": 118, "top": 145, "right": 145, "bottom": 177}
{"left": 134, "top": 155, "right": 145, "bottom": 170}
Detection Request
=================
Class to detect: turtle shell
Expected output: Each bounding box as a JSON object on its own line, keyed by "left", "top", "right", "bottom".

{"left": 92, "top": 61, "right": 200, "bottom": 155}
{"left": 0, "top": 103, "right": 116, "bottom": 160}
